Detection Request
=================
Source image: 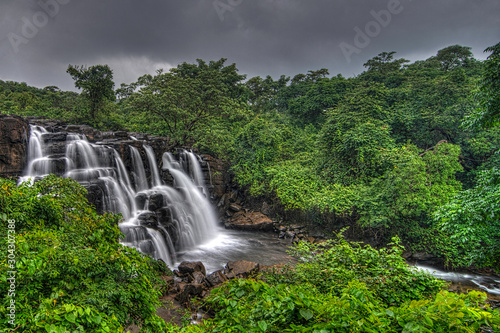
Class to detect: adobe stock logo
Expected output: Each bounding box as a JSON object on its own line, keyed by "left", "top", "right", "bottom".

{"left": 339, "top": 0, "right": 410, "bottom": 63}
{"left": 213, "top": 0, "right": 243, "bottom": 22}
{"left": 8, "top": 0, "right": 71, "bottom": 54}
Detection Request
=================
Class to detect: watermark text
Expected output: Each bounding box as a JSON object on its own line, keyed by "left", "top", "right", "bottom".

{"left": 8, "top": 0, "right": 71, "bottom": 53}
{"left": 339, "top": 0, "right": 410, "bottom": 63}
{"left": 6, "top": 219, "right": 17, "bottom": 326}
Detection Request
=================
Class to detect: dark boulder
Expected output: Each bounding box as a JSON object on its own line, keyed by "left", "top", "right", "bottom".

{"left": 178, "top": 261, "right": 206, "bottom": 276}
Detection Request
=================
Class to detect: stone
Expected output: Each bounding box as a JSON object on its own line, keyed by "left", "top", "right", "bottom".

{"left": 217, "top": 194, "right": 227, "bottom": 208}
{"left": 412, "top": 252, "right": 436, "bottom": 261}
{"left": 229, "top": 203, "right": 242, "bottom": 212}
{"left": 148, "top": 193, "right": 164, "bottom": 211}
{"left": 225, "top": 260, "right": 260, "bottom": 278}
{"left": 227, "top": 211, "right": 274, "bottom": 231}
{"left": 178, "top": 261, "right": 206, "bottom": 276}
{"left": 261, "top": 201, "right": 271, "bottom": 215}
{"left": 41, "top": 132, "right": 67, "bottom": 143}
{"left": 174, "top": 283, "right": 204, "bottom": 304}
{"left": 135, "top": 193, "right": 148, "bottom": 209}
{"left": 290, "top": 225, "right": 306, "bottom": 231}
{"left": 205, "top": 270, "right": 228, "bottom": 287}
{"left": 306, "top": 237, "right": 316, "bottom": 243}
{"left": 0, "top": 115, "right": 29, "bottom": 178}
{"left": 137, "top": 212, "right": 159, "bottom": 228}
{"left": 192, "top": 271, "right": 206, "bottom": 284}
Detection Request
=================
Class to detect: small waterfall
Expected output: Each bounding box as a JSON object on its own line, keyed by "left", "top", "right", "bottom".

{"left": 20, "top": 126, "right": 64, "bottom": 183}
{"left": 130, "top": 146, "right": 148, "bottom": 192}
{"left": 185, "top": 150, "right": 206, "bottom": 188}
{"left": 145, "top": 145, "right": 162, "bottom": 187}
{"left": 21, "top": 125, "right": 220, "bottom": 267}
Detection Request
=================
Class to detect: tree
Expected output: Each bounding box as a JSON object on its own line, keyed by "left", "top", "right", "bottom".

{"left": 361, "top": 52, "right": 409, "bottom": 87}
{"left": 464, "top": 42, "right": 500, "bottom": 129}
{"left": 434, "top": 168, "right": 500, "bottom": 268}
{"left": 435, "top": 45, "right": 473, "bottom": 71}
{"left": 363, "top": 51, "right": 409, "bottom": 75}
{"left": 245, "top": 75, "right": 289, "bottom": 113}
{"left": 288, "top": 75, "right": 351, "bottom": 126}
{"left": 66, "top": 64, "right": 115, "bottom": 122}
{"left": 358, "top": 143, "right": 462, "bottom": 231}
{"left": 126, "top": 58, "right": 247, "bottom": 150}
{"left": 318, "top": 82, "right": 393, "bottom": 184}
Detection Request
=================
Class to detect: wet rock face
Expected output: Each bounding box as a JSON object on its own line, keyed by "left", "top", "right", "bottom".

{"left": 0, "top": 115, "right": 29, "bottom": 178}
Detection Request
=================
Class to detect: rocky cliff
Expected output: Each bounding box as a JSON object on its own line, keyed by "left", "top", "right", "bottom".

{"left": 0, "top": 115, "right": 30, "bottom": 178}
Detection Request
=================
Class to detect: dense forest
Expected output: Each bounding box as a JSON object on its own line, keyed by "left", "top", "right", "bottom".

{"left": 1, "top": 43, "right": 500, "bottom": 332}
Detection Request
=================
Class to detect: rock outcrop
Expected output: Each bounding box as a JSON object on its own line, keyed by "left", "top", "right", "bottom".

{"left": 0, "top": 115, "right": 29, "bottom": 178}
{"left": 168, "top": 260, "right": 261, "bottom": 306}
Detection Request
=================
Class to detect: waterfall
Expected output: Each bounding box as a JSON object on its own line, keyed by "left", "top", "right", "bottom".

{"left": 130, "top": 146, "right": 148, "bottom": 192}
{"left": 21, "top": 125, "right": 220, "bottom": 267}
{"left": 144, "top": 145, "right": 162, "bottom": 187}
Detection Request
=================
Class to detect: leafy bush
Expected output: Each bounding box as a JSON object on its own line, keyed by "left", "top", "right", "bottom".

{"left": 193, "top": 279, "right": 499, "bottom": 333}
{"left": 434, "top": 167, "right": 500, "bottom": 269}
{"left": 0, "top": 176, "right": 169, "bottom": 332}
{"left": 266, "top": 158, "right": 357, "bottom": 213}
{"left": 267, "top": 231, "right": 445, "bottom": 307}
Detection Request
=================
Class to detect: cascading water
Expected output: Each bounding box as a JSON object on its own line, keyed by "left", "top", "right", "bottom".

{"left": 21, "top": 125, "right": 220, "bottom": 267}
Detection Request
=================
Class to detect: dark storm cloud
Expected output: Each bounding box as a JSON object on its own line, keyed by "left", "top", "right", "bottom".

{"left": 0, "top": 0, "right": 498, "bottom": 90}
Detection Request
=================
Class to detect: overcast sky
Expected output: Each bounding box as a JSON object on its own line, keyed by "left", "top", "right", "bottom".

{"left": 0, "top": 0, "right": 498, "bottom": 91}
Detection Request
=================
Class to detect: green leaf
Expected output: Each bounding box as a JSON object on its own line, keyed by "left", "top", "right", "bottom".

{"left": 65, "top": 313, "right": 77, "bottom": 323}
{"left": 300, "top": 309, "right": 314, "bottom": 321}
{"left": 258, "top": 320, "right": 268, "bottom": 332}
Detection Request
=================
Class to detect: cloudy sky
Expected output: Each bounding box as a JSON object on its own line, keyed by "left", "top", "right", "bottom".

{"left": 0, "top": 0, "right": 498, "bottom": 91}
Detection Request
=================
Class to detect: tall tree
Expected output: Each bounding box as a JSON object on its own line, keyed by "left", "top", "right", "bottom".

{"left": 66, "top": 64, "right": 115, "bottom": 122}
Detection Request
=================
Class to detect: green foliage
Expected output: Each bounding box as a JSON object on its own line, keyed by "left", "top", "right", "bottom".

{"left": 318, "top": 82, "right": 393, "bottom": 184}
{"left": 287, "top": 75, "right": 351, "bottom": 125}
{"left": 1, "top": 48, "right": 499, "bottom": 273}
{"left": 66, "top": 64, "right": 116, "bottom": 123}
{"left": 167, "top": 234, "right": 499, "bottom": 332}
{"left": 434, "top": 167, "right": 500, "bottom": 269}
{"left": 198, "top": 278, "right": 498, "bottom": 333}
{"left": 124, "top": 58, "right": 248, "bottom": 153}
{"left": 434, "top": 45, "right": 474, "bottom": 71}
{"left": 266, "top": 158, "right": 357, "bottom": 213}
{"left": 268, "top": 231, "right": 445, "bottom": 307}
{"left": 464, "top": 42, "right": 500, "bottom": 129}
{"left": 389, "top": 65, "right": 476, "bottom": 149}
{"left": 230, "top": 114, "right": 307, "bottom": 196}
{"left": 361, "top": 51, "right": 409, "bottom": 87}
{"left": 0, "top": 80, "right": 82, "bottom": 123}
{"left": 358, "top": 143, "right": 462, "bottom": 229}
{"left": 0, "top": 176, "right": 168, "bottom": 332}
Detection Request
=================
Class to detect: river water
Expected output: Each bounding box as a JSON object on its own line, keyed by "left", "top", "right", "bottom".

{"left": 174, "top": 229, "right": 295, "bottom": 273}
{"left": 175, "top": 229, "right": 500, "bottom": 296}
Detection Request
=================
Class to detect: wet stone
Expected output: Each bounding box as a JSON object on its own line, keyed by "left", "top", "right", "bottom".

{"left": 178, "top": 261, "right": 206, "bottom": 276}
{"left": 137, "top": 212, "right": 159, "bottom": 228}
